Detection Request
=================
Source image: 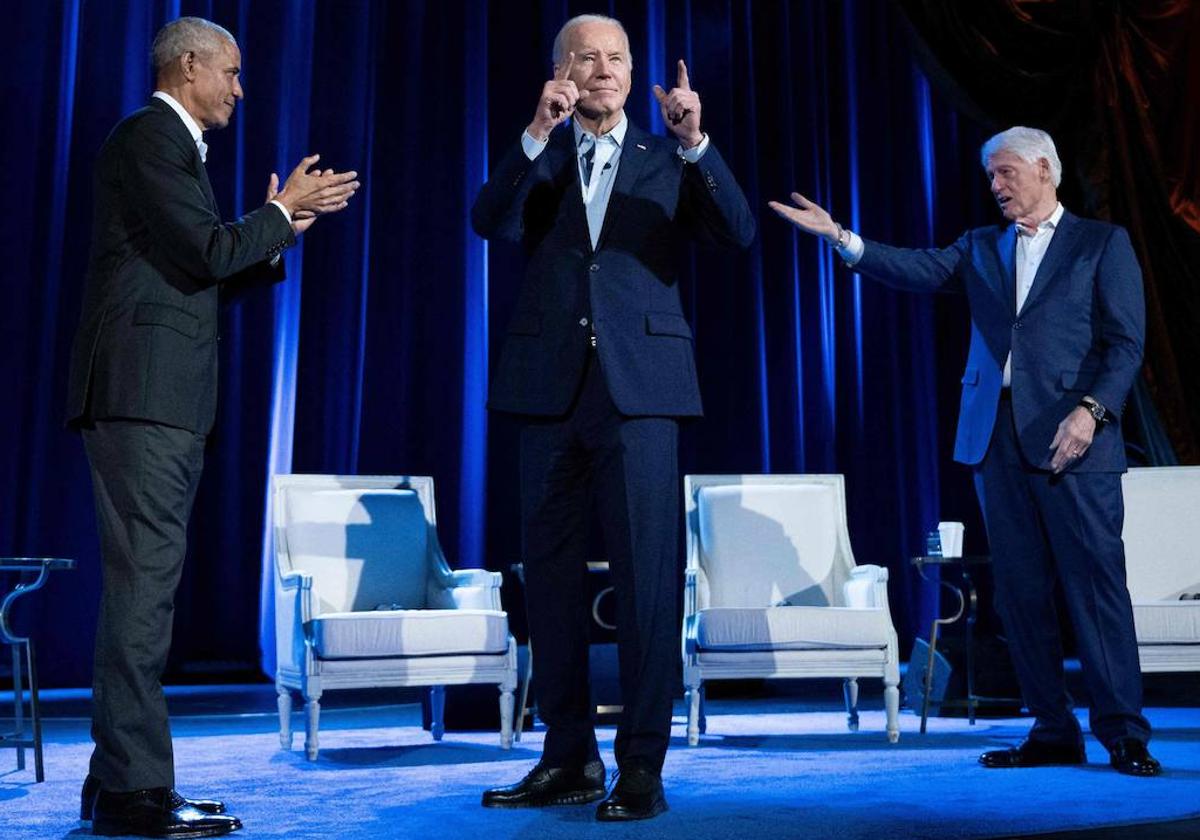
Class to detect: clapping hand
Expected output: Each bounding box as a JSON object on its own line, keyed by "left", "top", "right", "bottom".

{"left": 266, "top": 170, "right": 325, "bottom": 235}
{"left": 271, "top": 154, "right": 359, "bottom": 235}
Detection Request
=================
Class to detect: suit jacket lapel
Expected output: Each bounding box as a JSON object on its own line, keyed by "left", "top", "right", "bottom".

{"left": 994, "top": 225, "right": 1018, "bottom": 316}
{"left": 1021, "top": 210, "right": 1080, "bottom": 313}
{"left": 148, "top": 97, "right": 218, "bottom": 214}
{"left": 595, "top": 121, "right": 652, "bottom": 253}
{"left": 196, "top": 158, "right": 218, "bottom": 214}
{"left": 545, "top": 129, "right": 590, "bottom": 253}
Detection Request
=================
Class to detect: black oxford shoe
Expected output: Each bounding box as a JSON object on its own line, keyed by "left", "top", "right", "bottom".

{"left": 1109, "top": 737, "right": 1162, "bottom": 776}
{"left": 92, "top": 787, "right": 242, "bottom": 838}
{"left": 482, "top": 759, "right": 607, "bottom": 808}
{"left": 595, "top": 767, "right": 668, "bottom": 822}
{"left": 81, "top": 775, "right": 226, "bottom": 826}
{"left": 979, "top": 739, "right": 1086, "bottom": 768}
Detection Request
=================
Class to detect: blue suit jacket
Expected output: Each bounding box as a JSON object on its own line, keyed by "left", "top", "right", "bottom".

{"left": 855, "top": 211, "right": 1144, "bottom": 472}
{"left": 472, "top": 121, "right": 754, "bottom": 417}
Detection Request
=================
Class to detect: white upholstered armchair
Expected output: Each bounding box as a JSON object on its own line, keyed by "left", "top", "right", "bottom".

{"left": 272, "top": 474, "right": 517, "bottom": 760}
{"left": 1121, "top": 466, "right": 1200, "bottom": 674}
{"left": 683, "top": 474, "right": 901, "bottom": 745}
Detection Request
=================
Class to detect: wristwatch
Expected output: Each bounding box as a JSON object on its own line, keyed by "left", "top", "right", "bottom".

{"left": 1078, "top": 395, "right": 1107, "bottom": 425}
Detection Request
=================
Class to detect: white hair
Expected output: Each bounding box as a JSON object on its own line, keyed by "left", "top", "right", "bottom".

{"left": 552, "top": 14, "right": 632, "bottom": 69}
{"left": 151, "top": 17, "right": 236, "bottom": 76}
{"left": 980, "top": 126, "right": 1062, "bottom": 187}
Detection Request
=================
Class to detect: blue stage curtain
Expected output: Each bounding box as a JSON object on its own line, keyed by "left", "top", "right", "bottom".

{"left": 4, "top": 1, "right": 1010, "bottom": 688}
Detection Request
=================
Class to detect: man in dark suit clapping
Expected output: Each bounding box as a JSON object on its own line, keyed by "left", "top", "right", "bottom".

{"left": 66, "top": 17, "right": 358, "bottom": 838}
{"left": 474, "top": 13, "right": 754, "bottom": 822}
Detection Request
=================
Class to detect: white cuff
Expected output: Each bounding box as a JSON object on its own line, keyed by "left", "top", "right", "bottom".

{"left": 270, "top": 200, "right": 292, "bottom": 223}
{"left": 522, "top": 130, "right": 549, "bottom": 161}
{"left": 677, "top": 133, "right": 710, "bottom": 163}
{"left": 837, "top": 230, "right": 865, "bottom": 266}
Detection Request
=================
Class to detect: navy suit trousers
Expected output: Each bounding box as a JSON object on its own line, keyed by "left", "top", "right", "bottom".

{"left": 519, "top": 352, "right": 679, "bottom": 773}
{"left": 973, "top": 395, "right": 1150, "bottom": 747}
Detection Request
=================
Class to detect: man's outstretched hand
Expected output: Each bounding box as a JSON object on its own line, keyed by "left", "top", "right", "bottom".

{"left": 768, "top": 192, "right": 840, "bottom": 243}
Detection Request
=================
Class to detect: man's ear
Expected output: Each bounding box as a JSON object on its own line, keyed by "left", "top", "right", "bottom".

{"left": 181, "top": 51, "right": 196, "bottom": 81}
{"left": 1038, "top": 157, "right": 1052, "bottom": 182}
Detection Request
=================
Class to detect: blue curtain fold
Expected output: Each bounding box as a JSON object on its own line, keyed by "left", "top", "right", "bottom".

{"left": 3, "top": 0, "right": 1005, "bottom": 687}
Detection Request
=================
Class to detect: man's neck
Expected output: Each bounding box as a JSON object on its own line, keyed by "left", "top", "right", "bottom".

{"left": 155, "top": 86, "right": 205, "bottom": 131}
{"left": 1015, "top": 197, "right": 1059, "bottom": 230}
{"left": 575, "top": 109, "right": 624, "bottom": 138}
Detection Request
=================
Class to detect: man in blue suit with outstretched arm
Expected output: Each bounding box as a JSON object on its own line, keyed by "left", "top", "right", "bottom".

{"left": 472, "top": 13, "right": 754, "bottom": 821}
{"left": 770, "top": 126, "right": 1159, "bottom": 776}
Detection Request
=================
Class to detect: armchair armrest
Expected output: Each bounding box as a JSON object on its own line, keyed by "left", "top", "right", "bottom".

{"left": 684, "top": 568, "right": 699, "bottom": 619}
{"left": 843, "top": 564, "right": 890, "bottom": 609}
{"left": 684, "top": 565, "right": 710, "bottom": 616}
{"left": 446, "top": 569, "right": 503, "bottom": 588}
{"left": 276, "top": 570, "right": 316, "bottom": 672}
{"left": 427, "top": 568, "right": 504, "bottom": 611}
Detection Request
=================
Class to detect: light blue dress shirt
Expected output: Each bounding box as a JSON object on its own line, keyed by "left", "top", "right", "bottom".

{"left": 522, "top": 112, "right": 710, "bottom": 249}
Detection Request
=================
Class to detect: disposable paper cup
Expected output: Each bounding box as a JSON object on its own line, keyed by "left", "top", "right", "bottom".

{"left": 937, "top": 521, "right": 964, "bottom": 558}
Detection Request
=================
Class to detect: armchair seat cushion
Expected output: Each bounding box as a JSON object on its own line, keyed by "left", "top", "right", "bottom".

{"left": 313, "top": 609, "right": 510, "bottom": 659}
{"left": 695, "top": 606, "right": 892, "bottom": 651}
{"left": 1132, "top": 602, "right": 1200, "bottom": 645}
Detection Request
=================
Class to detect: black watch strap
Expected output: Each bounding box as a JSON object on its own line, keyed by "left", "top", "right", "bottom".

{"left": 1079, "top": 395, "right": 1106, "bottom": 425}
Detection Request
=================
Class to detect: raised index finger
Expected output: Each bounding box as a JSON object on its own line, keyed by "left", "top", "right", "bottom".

{"left": 677, "top": 59, "right": 691, "bottom": 90}
{"left": 555, "top": 51, "right": 575, "bottom": 81}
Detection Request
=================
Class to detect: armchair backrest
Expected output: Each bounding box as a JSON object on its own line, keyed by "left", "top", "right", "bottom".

{"left": 274, "top": 475, "right": 443, "bottom": 614}
{"left": 1122, "top": 466, "right": 1200, "bottom": 601}
{"left": 685, "top": 475, "right": 856, "bottom": 610}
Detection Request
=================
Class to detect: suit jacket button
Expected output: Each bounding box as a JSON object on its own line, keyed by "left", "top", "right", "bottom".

{"left": 579, "top": 317, "right": 589, "bottom": 327}
{"left": 590, "top": 263, "right": 599, "bottom": 272}
{"left": 1014, "top": 321, "right": 1023, "bottom": 329}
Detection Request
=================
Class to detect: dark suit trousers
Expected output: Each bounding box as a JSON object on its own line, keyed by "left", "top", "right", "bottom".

{"left": 82, "top": 419, "right": 207, "bottom": 791}
{"left": 973, "top": 395, "right": 1150, "bottom": 748}
{"left": 520, "top": 352, "right": 679, "bottom": 774}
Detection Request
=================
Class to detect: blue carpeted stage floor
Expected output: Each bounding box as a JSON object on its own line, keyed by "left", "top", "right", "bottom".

{"left": 2, "top": 682, "right": 1199, "bottom": 839}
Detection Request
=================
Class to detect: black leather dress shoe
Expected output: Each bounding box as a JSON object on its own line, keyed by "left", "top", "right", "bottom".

{"left": 979, "top": 739, "right": 1086, "bottom": 768}
{"left": 1109, "top": 737, "right": 1162, "bottom": 776}
{"left": 595, "top": 767, "right": 668, "bottom": 822}
{"left": 482, "top": 760, "right": 607, "bottom": 808}
{"left": 92, "top": 787, "right": 242, "bottom": 838}
{"left": 81, "top": 775, "right": 226, "bottom": 825}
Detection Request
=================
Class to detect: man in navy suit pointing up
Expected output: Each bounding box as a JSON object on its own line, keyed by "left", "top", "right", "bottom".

{"left": 771, "top": 126, "right": 1159, "bottom": 777}
{"left": 473, "top": 13, "right": 754, "bottom": 821}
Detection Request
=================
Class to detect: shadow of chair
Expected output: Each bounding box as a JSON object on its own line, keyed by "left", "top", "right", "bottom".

{"left": 272, "top": 474, "right": 516, "bottom": 760}
{"left": 682, "top": 474, "right": 900, "bottom": 745}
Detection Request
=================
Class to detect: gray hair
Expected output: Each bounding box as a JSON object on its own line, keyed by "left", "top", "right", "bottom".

{"left": 980, "top": 126, "right": 1062, "bottom": 187}
{"left": 552, "top": 14, "right": 632, "bottom": 69}
{"left": 151, "top": 17, "right": 236, "bottom": 75}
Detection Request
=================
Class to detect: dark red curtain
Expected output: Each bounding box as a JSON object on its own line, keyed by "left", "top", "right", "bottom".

{"left": 896, "top": 0, "right": 1200, "bottom": 463}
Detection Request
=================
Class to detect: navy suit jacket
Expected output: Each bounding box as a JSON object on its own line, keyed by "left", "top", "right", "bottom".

{"left": 472, "top": 121, "right": 754, "bottom": 418}
{"left": 855, "top": 210, "right": 1144, "bottom": 472}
